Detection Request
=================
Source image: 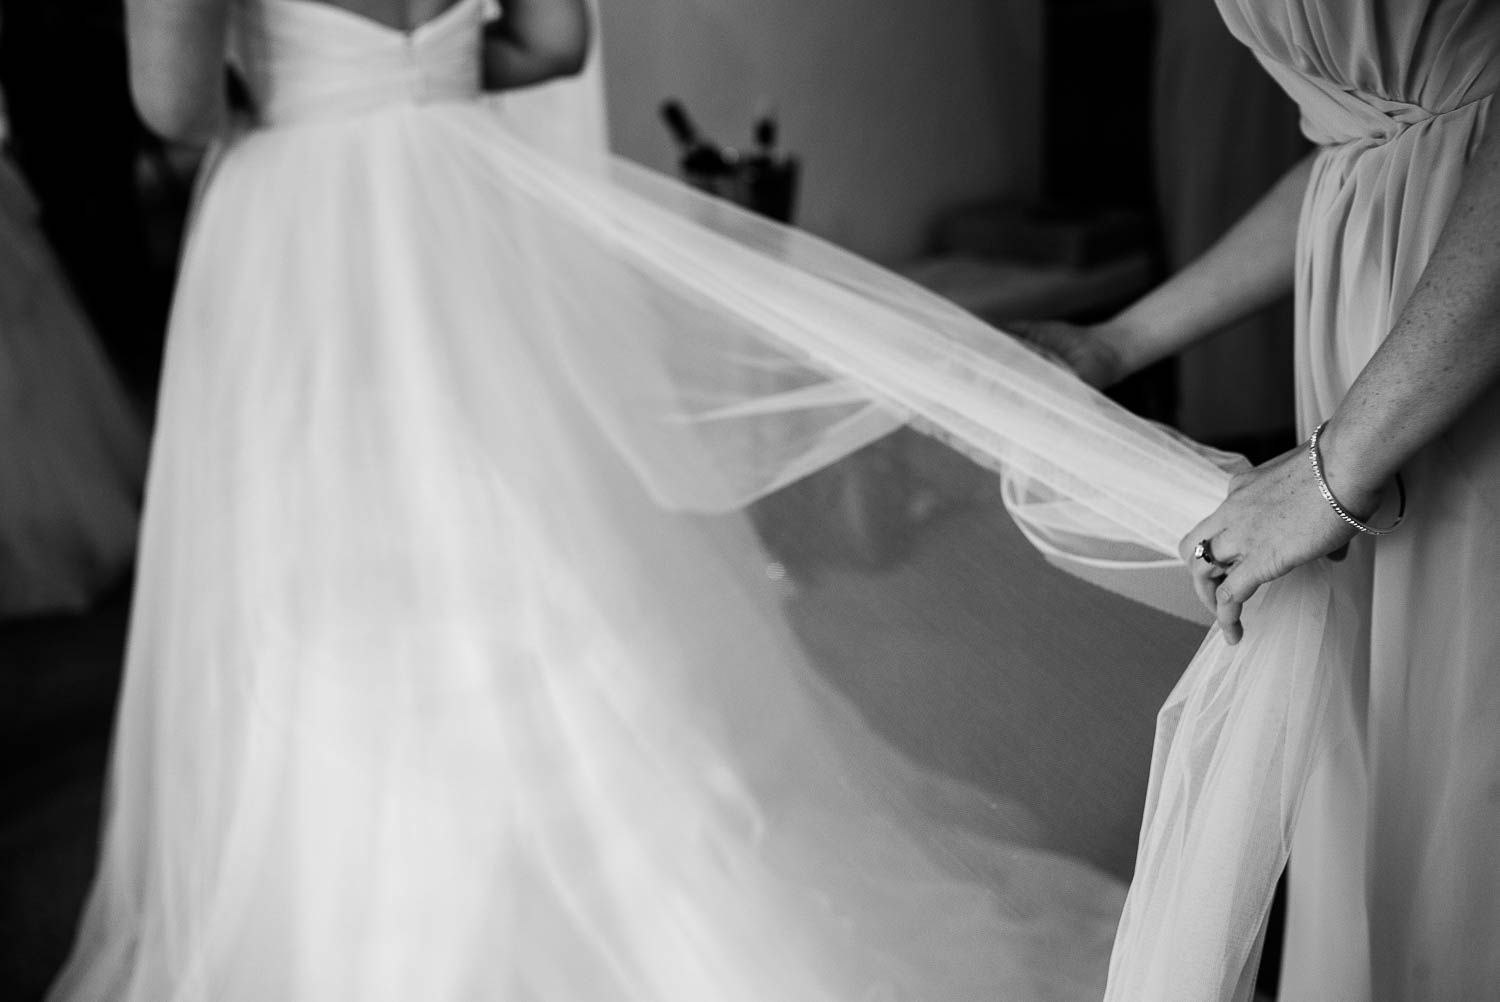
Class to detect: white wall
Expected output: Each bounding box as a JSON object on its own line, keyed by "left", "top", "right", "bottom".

{"left": 598, "top": 0, "right": 1040, "bottom": 262}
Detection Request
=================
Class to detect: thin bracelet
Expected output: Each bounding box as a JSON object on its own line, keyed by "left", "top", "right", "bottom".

{"left": 1308, "top": 421, "right": 1406, "bottom": 535}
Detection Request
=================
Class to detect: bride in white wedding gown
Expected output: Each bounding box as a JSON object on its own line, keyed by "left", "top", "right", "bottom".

{"left": 48, "top": 3, "right": 1134, "bottom": 999}
{"left": 46, "top": 1, "right": 1364, "bottom": 1000}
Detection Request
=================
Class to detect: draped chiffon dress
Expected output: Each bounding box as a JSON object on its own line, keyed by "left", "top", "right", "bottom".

{"left": 1216, "top": 1, "right": 1500, "bottom": 997}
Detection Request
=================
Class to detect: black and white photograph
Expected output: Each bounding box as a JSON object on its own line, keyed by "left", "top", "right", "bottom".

{"left": 3, "top": 0, "right": 1498, "bottom": 999}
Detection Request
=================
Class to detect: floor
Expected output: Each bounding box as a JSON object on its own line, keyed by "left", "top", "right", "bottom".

{"left": 1, "top": 588, "right": 128, "bottom": 1002}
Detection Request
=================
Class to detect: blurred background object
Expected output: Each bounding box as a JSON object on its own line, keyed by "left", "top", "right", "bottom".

{"left": 605, "top": 0, "right": 1040, "bottom": 263}
{"left": 0, "top": 0, "right": 179, "bottom": 398}
{"left": 660, "top": 97, "right": 800, "bottom": 221}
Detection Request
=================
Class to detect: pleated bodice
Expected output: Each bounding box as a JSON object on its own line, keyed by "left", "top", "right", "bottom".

{"left": 230, "top": 0, "right": 484, "bottom": 126}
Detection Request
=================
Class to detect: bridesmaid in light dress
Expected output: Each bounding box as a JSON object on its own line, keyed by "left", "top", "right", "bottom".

{"left": 1026, "top": 1, "right": 1500, "bottom": 997}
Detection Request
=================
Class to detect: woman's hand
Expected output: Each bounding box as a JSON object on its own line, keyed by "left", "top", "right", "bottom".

{"left": 1179, "top": 443, "right": 1371, "bottom": 644}
{"left": 1007, "top": 319, "right": 1130, "bottom": 389}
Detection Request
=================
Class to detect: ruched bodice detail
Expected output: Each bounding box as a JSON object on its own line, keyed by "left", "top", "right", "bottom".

{"left": 1252, "top": 61, "right": 1491, "bottom": 149}
{"left": 231, "top": 0, "right": 484, "bottom": 125}
{"left": 1217, "top": 0, "right": 1500, "bottom": 148}
{"left": 1212, "top": 0, "right": 1500, "bottom": 417}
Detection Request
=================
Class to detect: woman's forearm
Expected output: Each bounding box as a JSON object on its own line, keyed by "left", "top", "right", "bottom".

{"left": 1105, "top": 151, "right": 1316, "bottom": 377}
{"left": 481, "top": 0, "right": 590, "bottom": 91}
{"left": 1315, "top": 99, "right": 1500, "bottom": 514}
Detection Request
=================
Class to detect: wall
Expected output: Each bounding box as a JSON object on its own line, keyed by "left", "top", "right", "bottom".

{"left": 597, "top": 0, "right": 1040, "bottom": 263}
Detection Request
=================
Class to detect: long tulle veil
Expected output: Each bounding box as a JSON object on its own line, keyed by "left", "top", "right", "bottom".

{"left": 497, "top": 7, "right": 1348, "bottom": 1000}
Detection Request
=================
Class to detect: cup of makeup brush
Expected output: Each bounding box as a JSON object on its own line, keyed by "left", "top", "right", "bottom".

{"left": 660, "top": 99, "right": 799, "bottom": 224}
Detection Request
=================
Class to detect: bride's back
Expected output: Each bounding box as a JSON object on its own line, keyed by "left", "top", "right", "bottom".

{"left": 127, "top": 0, "right": 479, "bottom": 142}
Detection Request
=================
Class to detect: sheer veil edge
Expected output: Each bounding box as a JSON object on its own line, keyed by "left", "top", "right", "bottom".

{"left": 497, "top": 19, "right": 1341, "bottom": 999}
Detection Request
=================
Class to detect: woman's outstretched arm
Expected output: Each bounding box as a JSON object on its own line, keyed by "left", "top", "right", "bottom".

{"left": 1013, "top": 151, "right": 1315, "bottom": 388}
{"left": 1103, "top": 151, "right": 1314, "bottom": 375}
{"left": 481, "top": 0, "right": 589, "bottom": 91}
{"left": 1186, "top": 95, "right": 1500, "bottom": 642}
{"left": 126, "top": 0, "right": 231, "bottom": 145}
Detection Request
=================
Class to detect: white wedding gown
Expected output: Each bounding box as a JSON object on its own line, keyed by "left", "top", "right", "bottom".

{"left": 46, "top": 1, "right": 1370, "bottom": 999}
{"left": 47, "top": 3, "right": 1132, "bottom": 999}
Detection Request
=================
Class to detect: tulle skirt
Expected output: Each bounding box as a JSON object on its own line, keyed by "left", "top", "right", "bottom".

{"left": 44, "top": 100, "right": 1178, "bottom": 1001}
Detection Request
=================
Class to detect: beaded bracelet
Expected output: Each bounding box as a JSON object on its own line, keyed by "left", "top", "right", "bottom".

{"left": 1308, "top": 420, "right": 1406, "bottom": 535}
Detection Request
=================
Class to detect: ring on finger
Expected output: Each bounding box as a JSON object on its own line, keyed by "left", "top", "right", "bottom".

{"left": 1193, "top": 538, "right": 1232, "bottom": 572}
